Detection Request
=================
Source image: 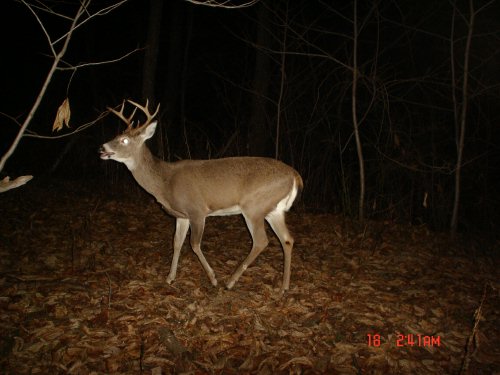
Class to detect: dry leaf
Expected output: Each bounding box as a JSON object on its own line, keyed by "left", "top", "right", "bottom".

{"left": 0, "top": 175, "right": 33, "bottom": 193}
{"left": 1, "top": 191, "right": 497, "bottom": 374}
{"left": 52, "top": 98, "right": 71, "bottom": 132}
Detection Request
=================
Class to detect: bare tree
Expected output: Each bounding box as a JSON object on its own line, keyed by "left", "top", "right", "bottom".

{"left": 275, "top": 1, "right": 288, "bottom": 160}
{"left": 351, "top": 0, "right": 366, "bottom": 222}
{"left": 141, "top": 0, "right": 164, "bottom": 159}
{"left": 248, "top": 2, "right": 273, "bottom": 156}
{"left": 246, "top": 1, "right": 378, "bottom": 220}
{"left": 449, "top": 0, "right": 495, "bottom": 237}
{"left": 0, "top": 0, "right": 131, "bottom": 192}
{"left": 142, "top": 0, "right": 163, "bottom": 106}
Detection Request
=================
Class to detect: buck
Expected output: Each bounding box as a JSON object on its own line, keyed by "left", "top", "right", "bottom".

{"left": 100, "top": 100, "right": 303, "bottom": 293}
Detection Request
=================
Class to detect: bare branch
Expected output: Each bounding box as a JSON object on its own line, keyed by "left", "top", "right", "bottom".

{"left": 0, "top": 0, "right": 130, "bottom": 173}
{"left": 23, "top": 111, "right": 111, "bottom": 140}
{"left": 20, "top": 0, "right": 57, "bottom": 56}
{"left": 0, "top": 1, "right": 82, "bottom": 172}
{"left": 183, "top": 0, "right": 259, "bottom": 9}
{"left": 56, "top": 48, "right": 143, "bottom": 72}
{"left": 53, "top": 0, "right": 128, "bottom": 46}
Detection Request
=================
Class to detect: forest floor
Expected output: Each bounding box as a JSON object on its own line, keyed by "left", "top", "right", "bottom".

{"left": 0, "top": 179, "right": 499, "bottom": 374}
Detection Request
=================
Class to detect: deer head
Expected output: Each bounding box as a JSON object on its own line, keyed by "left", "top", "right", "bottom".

{"left": 99, "top": 100, "right": 160, "bottom": 170}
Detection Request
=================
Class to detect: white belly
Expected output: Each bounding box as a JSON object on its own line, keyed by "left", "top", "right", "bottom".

{"left": 208, "top": 205, "right": 242, "bottom": 217}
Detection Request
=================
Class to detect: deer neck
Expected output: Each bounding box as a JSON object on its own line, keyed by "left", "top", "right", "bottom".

{"left": 129, "top": 146, "right": 167, "bottom": 195}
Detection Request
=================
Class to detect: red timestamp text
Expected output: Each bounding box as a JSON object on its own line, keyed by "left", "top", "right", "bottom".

{"left": 367, "top": 333, "right": 441, "bottom": 347}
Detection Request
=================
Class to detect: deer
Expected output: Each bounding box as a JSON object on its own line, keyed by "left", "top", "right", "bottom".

{"left": 99, "top": 100, "right": 303, "bottom": 293}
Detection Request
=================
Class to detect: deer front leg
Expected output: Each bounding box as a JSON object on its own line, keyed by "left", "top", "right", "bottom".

{"left": 189, "top": 217, "right": 218, "bottom": 286}
{"left": 167, "top": 218, "right": 189, "bottom": 284}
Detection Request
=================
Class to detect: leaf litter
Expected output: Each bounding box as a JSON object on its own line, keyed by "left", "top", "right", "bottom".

{"left": 0, "top": 180, "right": 498, "bottom": 374}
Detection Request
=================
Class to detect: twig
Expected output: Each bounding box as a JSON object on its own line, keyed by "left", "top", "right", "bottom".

{"left": 183, "top": 0, "right": 259, "bottom": 8}
{"left": 459, "top": 282, "right": 490, "bottom": 375}
{"left": 56, "top": 48, "right": 142, "bottom": 72}
{"left": 22, "top": 111, "right": 110, "bottom": 139}
{"left": 105, "top": 271, "right": 112, "bottom": 308}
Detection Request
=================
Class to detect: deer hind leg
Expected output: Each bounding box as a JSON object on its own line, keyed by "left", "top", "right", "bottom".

{"left": 189, "top": 216, "right": 218, "bottom": 286}
{"left": 167, "top": 218, "right": 189, "bottom": 284}
{"left": 265, "top": 209, "right": 294, "bottom": 293}
{"left": 226, "top": 213, "right": 269, "bottom": 290}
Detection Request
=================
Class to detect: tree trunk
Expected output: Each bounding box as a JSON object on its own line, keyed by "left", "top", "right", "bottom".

{"left": 275, "top": 3, "right": 288, "bottom": 160}
{"left": 162, "top": 2, "right": 191, "bottom": 159}
{"left": 450, "top": 0, "right": 474, "bottom": 238}
{"left": 248, "top": 3, "right": 272, "bottom": 156}
{"left": 142, "top": 0, "right": 163, "bottom": 105}
{"left": 142, "top": 0, "right": 163, "bottom": 157}
{"left": 352, "top": 0, "right": 366, "bottom": 223}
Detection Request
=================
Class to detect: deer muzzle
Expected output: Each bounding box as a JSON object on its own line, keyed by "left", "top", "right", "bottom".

{"left": 99, "top": 145, "right": 114, "bottom": 159}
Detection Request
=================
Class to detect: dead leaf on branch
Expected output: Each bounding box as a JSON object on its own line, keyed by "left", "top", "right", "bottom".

{"left": 52, "top": 98, "right": 71, "bottom": 132}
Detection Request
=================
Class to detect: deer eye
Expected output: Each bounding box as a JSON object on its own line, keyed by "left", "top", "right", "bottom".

{"left": 120, "top": 137, "right": 129, "bottom": 145}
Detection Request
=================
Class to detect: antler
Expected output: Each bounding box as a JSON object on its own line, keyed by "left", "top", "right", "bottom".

{"left": 108, "top": 99, "right": 160, "bottom": 133}
{"left": 107, "top": 101, "right": 137, "bottom": 131}
{"left": 127, "top": 99, "right": 160, "bottom": 132}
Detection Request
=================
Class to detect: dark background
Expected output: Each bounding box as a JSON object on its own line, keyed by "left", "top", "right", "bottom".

{"left": 1, "top": 0, "right": 499, "bottom": 238}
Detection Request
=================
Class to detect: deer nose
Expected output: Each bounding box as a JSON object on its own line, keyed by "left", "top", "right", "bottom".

{"left": 99, "top": 145, "right": 114, "bottom": 159}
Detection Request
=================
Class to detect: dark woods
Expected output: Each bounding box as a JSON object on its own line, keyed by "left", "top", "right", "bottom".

{"left": 2, "top": 0, "right": 499, "bottom": 238}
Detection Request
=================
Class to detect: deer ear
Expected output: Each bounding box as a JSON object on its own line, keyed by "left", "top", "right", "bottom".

{"left": 142, "top": 121, "right": 157, "bottom": 140}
